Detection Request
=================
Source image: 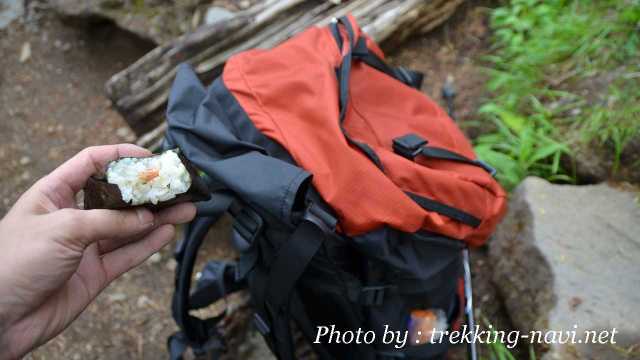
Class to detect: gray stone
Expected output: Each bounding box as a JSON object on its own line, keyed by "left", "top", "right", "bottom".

{"left": 0, "top": 0, "right": 23, "bottom": 29}
{"left": 204, "top": 6, "right": 234, "bottom": 26}
{"left": 490, "top": 177, "right": 640, "bottom": 359}
{"left": 50, "top": 0, "right": 230, "bottom": 44}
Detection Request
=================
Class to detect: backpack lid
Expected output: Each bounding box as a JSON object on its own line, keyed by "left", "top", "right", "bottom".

{"left": 221, "top": 15, "right": 506, "bottom": 245}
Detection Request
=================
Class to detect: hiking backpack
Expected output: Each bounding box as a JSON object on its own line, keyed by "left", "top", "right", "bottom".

{"left": 164, "top": 15, "right": 507, "bottom": 360}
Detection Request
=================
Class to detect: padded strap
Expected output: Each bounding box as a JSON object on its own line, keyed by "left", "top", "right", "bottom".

{"left": 168, "top": 327, "right": 226, "bottom": 360}
{"left": 172, "top": 192, "right": 234, "bottom": 345}
{"left": 189, "top": 261, "right": 245, "bottom": 310}
{"left": 257, "top": 203, "right": 336, "bottom": 359}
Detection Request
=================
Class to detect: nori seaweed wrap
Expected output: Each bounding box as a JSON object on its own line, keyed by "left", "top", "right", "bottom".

{"left": 84, "top": 149, "right": 210, "bottom": 210}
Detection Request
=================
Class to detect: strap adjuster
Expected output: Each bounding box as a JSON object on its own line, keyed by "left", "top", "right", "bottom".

{"left": 362, "top": 286, "right": 386, "bottom": 306}
{"left": 350, "top": 285, "right": 394, "bottom": 306}
{"left": 303, "top": 202, "right": 337, "bottom": 234}
{"left": 230, "top": 205, "right": 263, "bottom": 252}
{"left": 253, "top": 313, "right": 271, "bottom": 336}
{"left": 393, "top": 133, "right": 427, "bottom": 160}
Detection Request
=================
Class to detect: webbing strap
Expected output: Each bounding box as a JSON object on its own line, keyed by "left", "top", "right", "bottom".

{"left": 332, "top": 17, "right": 385, "bottom": 170}
{"left": 406, "top": 192, "right": 481, "bottom": 228}
{"left": 352, "top": 37, "right": 423, "bottom": 90}
{"left": 266, "top": 220, "right": 326, "bottom": 310}
{"left": 392, "top": 133, "right": 496, "bottom": 176}
{"left": 332, "top": 21, "right": 424, "bottom": 90}
{"left": 257, "top": 204, "right": 335, "bottom": 359}
{"left": 420, "top": 146, "right": 496, "bottom": 176}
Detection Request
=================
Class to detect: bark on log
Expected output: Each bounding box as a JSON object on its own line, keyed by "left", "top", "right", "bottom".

{"left": 105, "top": 0, "right": 462, "bottom": 145}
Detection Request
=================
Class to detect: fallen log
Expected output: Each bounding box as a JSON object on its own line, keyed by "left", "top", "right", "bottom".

{"left": 105, "top": 0, "right": 462, "bottom": 147}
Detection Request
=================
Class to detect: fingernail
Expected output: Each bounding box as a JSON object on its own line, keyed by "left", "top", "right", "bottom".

{"left": 136, "top": 208, "right": 154, "bottom": 226}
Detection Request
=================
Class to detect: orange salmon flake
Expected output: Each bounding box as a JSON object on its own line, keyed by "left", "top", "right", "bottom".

{"left": 138, "top": 168, "right": 160, "bottom": 182}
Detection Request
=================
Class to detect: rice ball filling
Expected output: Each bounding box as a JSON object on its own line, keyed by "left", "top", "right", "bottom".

{"left": 106, "top": 150, "right": 192, "bottom": 205}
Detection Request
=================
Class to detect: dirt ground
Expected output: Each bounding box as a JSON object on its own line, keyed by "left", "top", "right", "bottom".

{"left": 1, "top": 2, "right": 514, "bottom": 359}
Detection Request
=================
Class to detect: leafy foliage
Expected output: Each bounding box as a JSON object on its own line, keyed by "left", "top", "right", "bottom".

{"left": 474, "top": 102, "right": 572, "bottom": 190}
{"left": 474, "top": 0, "right": 640, "bottom": 189}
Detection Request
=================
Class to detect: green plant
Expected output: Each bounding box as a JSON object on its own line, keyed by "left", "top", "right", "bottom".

{"left": 474, "top": 0, "right": 639, "bottom": 188}
{"left": 580, "top": 79, "right": 640, "bottom": 172}
{"left": 481, "top": 318, "right": 537, "bottom": 360}
{"left": 486, "top": 339, "right": 517, "bottom": 360}
{"left": 474, "top": 101, "right": 572, "bottom": 190}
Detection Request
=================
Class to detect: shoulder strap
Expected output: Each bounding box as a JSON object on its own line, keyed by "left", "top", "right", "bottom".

{"left": 169, "top": 192, "right": 238, "bottom": 360}
{"left": 250, "top": 203, "right": 337, "bottom": 360}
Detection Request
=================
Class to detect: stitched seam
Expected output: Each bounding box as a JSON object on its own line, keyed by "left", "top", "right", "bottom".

{"left": 233, "top": 54, "right": 292, "bottom": 152}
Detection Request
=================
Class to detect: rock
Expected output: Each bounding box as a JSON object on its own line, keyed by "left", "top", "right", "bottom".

{"left": 136, "top": 295, "right": 151, "bottom": 308}
{"left": 108, "top": 292, "right": 127, "bottom": 302}
{"left": 568, "top": 133, "right": 640, "bottom": 185}
{"left": 490, "top": 177, "right": 640, "bottom": 359}
{"left": 0, "top": 0, "right": 23, "bottom": 29}
{"left": 147, "top": 252, "right": 161, "bottom": 264}
{"left": 19, "top": 42, "right": 31, "bottom": 63}
{"left": 50, "top": 0, "right": 241, "bottom": 44}
{"left": 115, "top": 126, "right": 136, "bottom": 142}
{"left": 19, "top": 156, "right": 31, "bottom": 165}
{"left": 165, "top": 258, "right": 177, "bottom": 271}
{"left": 204, "top": 6, "right": 234, "bottom": 26}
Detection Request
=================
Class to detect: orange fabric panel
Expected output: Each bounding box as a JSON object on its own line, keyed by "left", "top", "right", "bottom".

{"left": 222, "top": 15, "right": 507, "bottom": 246}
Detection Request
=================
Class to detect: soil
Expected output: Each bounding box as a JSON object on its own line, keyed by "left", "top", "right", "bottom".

{"left": 0, "top": 16, "right": 154, "bottom": 217}
{"left": 1, "top": 2, "right": 516, "bottom": 359}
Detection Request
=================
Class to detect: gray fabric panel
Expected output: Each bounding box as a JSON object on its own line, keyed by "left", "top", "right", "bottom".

{"left": 164, "top": 64, "right": 311, "bottom": 224}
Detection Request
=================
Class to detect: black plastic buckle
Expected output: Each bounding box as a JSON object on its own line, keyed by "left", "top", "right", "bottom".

{"left": 231, "top": 205, "right": 263, "bottom": 252}
{"left": 393, "top": 133, "right": 427, "bottom": 160}
{"left": 360, "top": 286, "right": 389, "bottom": 306}
{"left": 191, "top": 335, "right": 225, "bottom": 359}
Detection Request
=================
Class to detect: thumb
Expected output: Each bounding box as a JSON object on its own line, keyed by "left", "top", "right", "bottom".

{"left": 53, "top": 207, "right": 155, "bottom": 248}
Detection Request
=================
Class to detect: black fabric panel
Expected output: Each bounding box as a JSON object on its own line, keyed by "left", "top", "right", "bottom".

{"left": 405, "top": 191, "right": 481, "bottom": 228}
{"left": 352, "top": 227, "right": 462, "bottom": 279}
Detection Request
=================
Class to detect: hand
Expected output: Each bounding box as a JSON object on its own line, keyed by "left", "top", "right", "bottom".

{"left": 0, "top": 144, "right": 196, "bottom": 359}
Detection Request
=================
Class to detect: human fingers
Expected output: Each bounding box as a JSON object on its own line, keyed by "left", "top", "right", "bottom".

{"left": 52, "top": 207, "right": 155, "bottom": 250}
{"left": 46, "top": 144, "right": 151, "bottom": 195}
{"left": 16, "top": 145, "right": 151, "bottom": 214}
{"left": 155, "top": 202, "right": 197, "bottom": 225}
{"left": 95, "top": 202, "right": 195, "bottom": 254}
{"left": 101, "top": 224, "right": 175, "bottom": 282}
{"left": 96, "top": 202, "right": 195, "bottom": 254}
{"left": 96, "top": 231, "right": 148, "bottom": 255}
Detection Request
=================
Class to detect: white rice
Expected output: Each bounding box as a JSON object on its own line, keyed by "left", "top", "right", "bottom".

{"left": 106, "top": 149, "right": 192, "bottom": 205}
